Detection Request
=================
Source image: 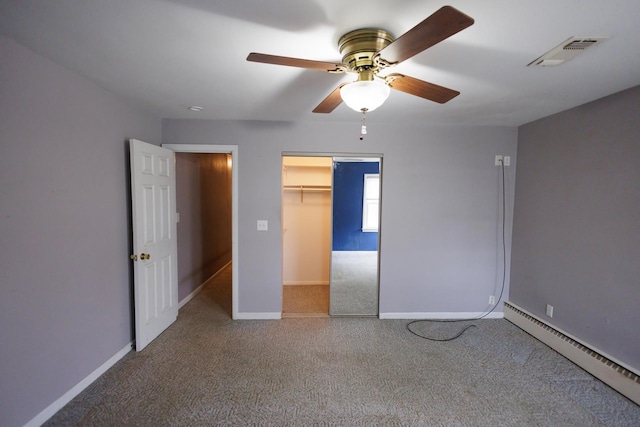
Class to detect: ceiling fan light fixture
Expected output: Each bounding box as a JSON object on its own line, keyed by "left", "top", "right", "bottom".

{"left": 340, "top": 80, "right": 390, "bottom": 112}
{"left": 247, "top": 6, "right": 474, "bottom": 114}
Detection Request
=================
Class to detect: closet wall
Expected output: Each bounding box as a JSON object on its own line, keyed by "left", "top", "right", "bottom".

{"left": 282, "top": 157, "right": 332, "bottom": 285}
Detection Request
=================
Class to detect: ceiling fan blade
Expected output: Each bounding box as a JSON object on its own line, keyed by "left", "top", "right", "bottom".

{"left": 386, "top": 73, "right": 459, "bottom": 104}
{"left": 378, "top": 6, "right": 474, "bottom": 65}
{"left": 312, "top": 84, "right": 347, "bottom": 113}
{"left": 247, "top": 53, "right": 345, "bottom": 72}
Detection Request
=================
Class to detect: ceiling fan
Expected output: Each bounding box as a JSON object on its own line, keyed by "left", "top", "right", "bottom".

{"left": 247, "top": 5, "right": 474, "bottom": 115}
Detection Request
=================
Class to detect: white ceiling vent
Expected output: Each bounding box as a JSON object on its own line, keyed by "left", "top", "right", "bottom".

{"left": 528, "top": 36, "right": 609, "bottom": 67}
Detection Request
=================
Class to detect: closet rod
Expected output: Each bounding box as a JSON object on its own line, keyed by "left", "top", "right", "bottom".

{"left": 283, "top": 185, "right": 331, "bottom": 202}
{"left": 283, "top": 185, "right": 331, "bottom": 189}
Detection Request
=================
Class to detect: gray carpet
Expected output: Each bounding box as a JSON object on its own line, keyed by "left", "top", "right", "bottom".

{"left": 45, "top": 264, "right": 640, "bottom": 426}
{"left": 330, "top": 251, "right": 378, "bottom": 316}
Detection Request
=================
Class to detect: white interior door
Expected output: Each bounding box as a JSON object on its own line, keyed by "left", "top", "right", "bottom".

{"left": 130, "top": 139, "right": 178, "bottom": 351}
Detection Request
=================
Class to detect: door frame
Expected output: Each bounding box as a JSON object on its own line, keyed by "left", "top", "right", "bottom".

{"left": 282, "top": 151, "right": 383, "bottom": 317}
{"left": 163, "top": 144, "right": 239, "bottom": 319}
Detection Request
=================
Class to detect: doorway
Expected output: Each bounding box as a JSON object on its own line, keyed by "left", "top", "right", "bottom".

{"left": 282, "top": 156, "right": 332, "bottom": 316}
{"left": 175, "top": 152, "right": 232, "bottom": 316}
{"left": 163, "top": 144, "right": 239, "bottom": 319}
{"left": 281, "top": 154, "right": 382, "bottom": 317}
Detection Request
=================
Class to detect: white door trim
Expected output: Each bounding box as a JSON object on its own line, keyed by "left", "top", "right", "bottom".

{"left": 162, "top": 144, "right": 239, "bottom": 319}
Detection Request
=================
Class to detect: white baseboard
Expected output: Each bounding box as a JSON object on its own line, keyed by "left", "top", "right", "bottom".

{"left": 283, "top": 281, "right": 329, "bottom": 286}
{"left": 379, "top": 311, "right": 503, "bottom": 320}
{"left": 178, "top": 261, "right": 231, "bottom": 309}
{"left": 25, "top": 341, "right": 133, "bottom": 427}
{"left": 504, "top": 301, "right": 639, "bottom": 406}
{"left": 178, "top": 281, "right": 206, "bottom": 309}
{"left": 235, "top": 312, "right": 282, "bottom": 320}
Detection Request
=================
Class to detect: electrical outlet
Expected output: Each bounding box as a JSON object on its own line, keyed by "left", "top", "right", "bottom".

{"left": 546, "top": 304, "right": 554, "bottom": 317}
{"left": 257, "top": 220, "right": 268, "bottom": 231}
{"left": 489, "top": 295, "right": 496, "bottom": 305}
{"left": 495, "top": 155, "right": 511, "bottom": 166}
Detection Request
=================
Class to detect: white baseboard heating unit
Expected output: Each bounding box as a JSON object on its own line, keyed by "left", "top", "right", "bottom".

{"left": 504, "top": 301, "right": 639, "bottom": 406}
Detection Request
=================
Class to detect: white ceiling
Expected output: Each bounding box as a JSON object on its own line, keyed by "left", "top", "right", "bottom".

{"left": 1, "top": 0, "right": 639, "bottom": 126}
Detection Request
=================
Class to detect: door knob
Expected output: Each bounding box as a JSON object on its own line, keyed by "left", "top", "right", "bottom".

{"left": 140, "top": 253, "right": 151, "bottom": 260}
{"left": 130, "top": 254, "right": 138, "bottom": 261}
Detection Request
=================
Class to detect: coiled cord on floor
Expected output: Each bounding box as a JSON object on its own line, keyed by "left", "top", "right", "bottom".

{"left": 407, "top": 159, "right": 507, "bottom": 342}
{"left": 406, "top": 320, "right": 478, "bottom": 342}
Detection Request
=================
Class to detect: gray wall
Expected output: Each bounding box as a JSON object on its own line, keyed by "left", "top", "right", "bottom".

{"left": 0, "top": 30, "right": 519, "bottom": 427}
{"left": 176, "top": 153, "right": 232, "bottom": 301}
{"left": 163, "top": 120, "right": 517, "bottom": 315}
{"left": 511, "top": 85, "right": 640, "bottom": 371}
{"left": 0, "top": 36, "right": 161, "bottom": 427}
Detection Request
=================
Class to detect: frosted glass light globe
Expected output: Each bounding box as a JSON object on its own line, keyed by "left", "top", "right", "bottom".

{"left": 340, "top": 80, "right": 390, "bottom": 112}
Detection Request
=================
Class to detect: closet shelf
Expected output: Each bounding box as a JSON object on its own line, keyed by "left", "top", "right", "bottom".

{"left": 283, "top": 185, "right": 331, "bottom": 190}
{"left": 283, "top": 185, "right": 331, "bottom": 202}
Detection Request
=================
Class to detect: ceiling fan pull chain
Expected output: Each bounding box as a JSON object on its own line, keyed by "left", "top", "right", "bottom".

{"left": 360, "top": 109, "right": 368, "bottom": 141}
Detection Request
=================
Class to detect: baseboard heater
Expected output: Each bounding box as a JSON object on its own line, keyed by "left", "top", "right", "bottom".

{"left": 504, "top": 301, "right": 640, "bottom": 406}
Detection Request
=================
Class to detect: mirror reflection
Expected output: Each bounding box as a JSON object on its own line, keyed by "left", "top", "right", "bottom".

{"left": 330, "top": 158, "right": 380, "bottom": 316}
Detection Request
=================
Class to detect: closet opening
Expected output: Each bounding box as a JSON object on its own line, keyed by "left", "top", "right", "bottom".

{"left": 281, "top": 154, "right": 382, "bottom": 318}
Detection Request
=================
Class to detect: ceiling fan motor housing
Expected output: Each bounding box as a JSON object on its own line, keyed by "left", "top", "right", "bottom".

{"left": 338, "top": 29, "right": 394, "bottom": 72}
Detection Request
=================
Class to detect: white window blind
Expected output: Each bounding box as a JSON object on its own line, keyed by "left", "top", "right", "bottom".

{"left": 362, "top": 174, "right": 380, "bottom": 231}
